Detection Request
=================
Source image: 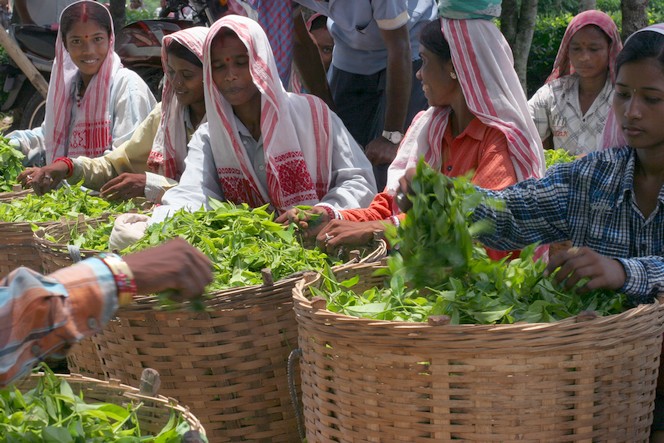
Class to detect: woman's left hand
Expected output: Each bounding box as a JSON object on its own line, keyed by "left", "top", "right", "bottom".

{"left": 316, "top": 220, "right": 387, "bottom": 254}
{"left": 275, "top": 206, "right": 330, "bottom": 235}
{"left": 545, "top": 246, "right": 626, "bottom": 292}
{"left": 100, "top": 173, "right": 147, "bottom": 201}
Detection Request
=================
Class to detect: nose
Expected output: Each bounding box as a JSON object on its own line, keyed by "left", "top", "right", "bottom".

{"left": 624, "top": 95, "right": 642, "bottom": 120}
{"left": 225, "top": 66, "right": 238, "bottom": 82}
{"left": 415, "top": 67, "right": 422, "bottom": 81}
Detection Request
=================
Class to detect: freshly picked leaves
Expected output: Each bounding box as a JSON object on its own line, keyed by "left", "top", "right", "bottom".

{"left": 544, "top": 148, "right": 576, "bottom": 168}
{"left": 0, "top": 137, "right": 25, "bottom": 192}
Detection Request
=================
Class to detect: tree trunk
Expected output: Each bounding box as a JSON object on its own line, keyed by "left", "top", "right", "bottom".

{"left": 621, "top": 0, "right": 648, "bottom": 41}
{"left": 109, "top": 0, "right": 126, "bottom": 36}
{"left": 502, "top": 0, "right": 538, "bottom": 93}
{"left": 579, "top": 0, "right": 597, "bottom": 11}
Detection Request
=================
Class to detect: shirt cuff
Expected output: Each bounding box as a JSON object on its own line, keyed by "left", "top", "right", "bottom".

{"left": 69, "top": 158, "right": 85, "bottom": 184}
{"left": 616, "top": 258, "right": 649, "bottom": 302}
{"left": 144, "top": 171, "right": 168, "bottom": 203}
{"left": 376, "top": 11, "right": 409, "bottom": 30}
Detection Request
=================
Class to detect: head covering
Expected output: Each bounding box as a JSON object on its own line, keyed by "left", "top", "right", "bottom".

{"left": 386, "top": 18, "right": 546, "bottom": 191}
{"left": 600, "top": 23, "right": 664, "bottom": 150}
{"left": 203, "top": 15, "right": 333, "bottom": 211}
{"left": 147, "top": 26, "right": 209, "bottom": 180}
{"left": 43, "top": 0, "right": 120, "bottom": 163}
{"left": 546, "top": 10, "right": 622, "bottom": 84}
{"left": 438, "top": 0, "right": 501, "bottom": 20}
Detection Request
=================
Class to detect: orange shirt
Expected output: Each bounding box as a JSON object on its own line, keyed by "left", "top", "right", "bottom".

{"left": 341, "top": 118, "right": 519, "bottom": 260}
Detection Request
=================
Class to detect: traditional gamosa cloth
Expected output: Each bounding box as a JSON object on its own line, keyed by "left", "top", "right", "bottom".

{"left": 151, "top": 15, "right": 376, "bottom": 223}
{"left": 8, "top": 0, "right": 155, "bottom": 166}
{"left": 341, "top": 18, "right": 546, "bottom": 260}
{"left": 600, "top": 23, "right": 664, "bottom": 150}
{"left": 528, "top": 10, "right": 622, "bottom": 155}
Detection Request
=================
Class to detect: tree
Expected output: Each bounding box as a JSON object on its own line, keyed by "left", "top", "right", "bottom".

{"left": 500, "top": 0, "right": 539, "bottom": 93}
{"left": 579, "top": 0, "right": 597, "bottom": 11}
{"left": 109, "top": 0, "right": 126, "bottom": 35}
{"left": 621, "top": 0, "right": 649, "bottom": 40}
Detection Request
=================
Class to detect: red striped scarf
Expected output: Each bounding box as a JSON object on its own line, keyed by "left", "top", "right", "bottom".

{"left": 204, "top": 15, "right": 332, "bottom": 212}
{"left": 147, "top": 26, "right": 208, "bottom": 180}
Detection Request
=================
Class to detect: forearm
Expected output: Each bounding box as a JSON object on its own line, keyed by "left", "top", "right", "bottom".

{"left": 341, "top": 192, "right": 394, "bottom": 222}
{"left": 144, "top": 171, "right": 178, "bottom": 204}
{"left": 617, "top": 256, "right": 664, "bottom": 305}
{"left": 382, "top": 29, "right": 411, "bottom": 132}
{"left": 72, "top": 155, "right": 119, "bottom": 190}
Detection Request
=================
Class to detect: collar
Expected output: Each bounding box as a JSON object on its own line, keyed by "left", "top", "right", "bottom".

{"left": 443, "top": 117, "right": 487, "bottom": 144}
{"left": 616, "top": 148, "right": 637, "bottom": 206}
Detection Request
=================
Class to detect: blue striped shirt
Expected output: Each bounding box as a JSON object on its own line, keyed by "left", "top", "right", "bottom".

{"left": 473, "top": 146, "right": 664, "bottom": 304}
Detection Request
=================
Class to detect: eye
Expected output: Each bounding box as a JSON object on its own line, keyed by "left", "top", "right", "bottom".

{"left": 614, "top": 90, "right": 630, "bottom": 99}
{"left": 645, "top": 96, "right": 662, "bottom": 104}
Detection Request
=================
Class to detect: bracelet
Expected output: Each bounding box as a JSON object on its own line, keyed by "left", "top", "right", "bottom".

{"left": 97, "top": 252, "right": 137, "bottom": 306}
{"left": 316, "top": 203, "right": 339, "bottom": 221}
{"left": 389, "top": 215, "right": 400, "bottom": 228}
{"left": 54, "top": 157, "right": 74, "bottom": 178}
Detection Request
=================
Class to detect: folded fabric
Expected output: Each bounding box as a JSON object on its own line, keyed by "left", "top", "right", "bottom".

{"left": 438, "top": 0, "right": 501, "bottom": 19}
{"left": 109, "top": 213, "right": 149, "bottom": 252}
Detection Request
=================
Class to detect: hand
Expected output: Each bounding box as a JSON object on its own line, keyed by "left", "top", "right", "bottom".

{"left": 17, "top": 163, "right": 68, "bottom": 195}
{"left": 545, "top": 246, "right": 626, "bottom": 292}
{"left": 395, "top": 167, "right": 417, "bottom": 212}
{"left": 100, "top": 173, "right": 147, "bottom": 201}
{"left": 275, "top": 206, "right": 330, "bottom": 236}
{"left": 122, "top": 237, "right": 213, "bottom": 301}
{"left": 364, "top": 136, "right": 399, "bottom": 166}
{"left": 316, "top": 220, "right": 388, "bottom": 254}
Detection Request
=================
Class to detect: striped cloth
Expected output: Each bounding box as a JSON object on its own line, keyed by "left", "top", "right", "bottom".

{"left": 43, "top": 0, "right": 120, "bottom": 163}
{"left": 387, "top": 18, "right": 545, "bottom": 191}
{"left": 203, "top": 15, "right": 333, "bottom": 211}
{"left": 147, "top": 27, "right": 209, "bottom": 180}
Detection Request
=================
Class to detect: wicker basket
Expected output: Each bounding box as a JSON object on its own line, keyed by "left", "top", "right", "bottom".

{"left": 0, "top": 219, "right": 58, "bottom": 277}
{"left": 293, "top": 262, "right": 664, "bottom": 442}
{"left": 14, "top": 371, "right": 206, "bottom": 439}
{"left": 92, "top": 273, "right": 303, "bottom": 442}
{"left": 0, "top": 184, "right": 33, "bottom": 202}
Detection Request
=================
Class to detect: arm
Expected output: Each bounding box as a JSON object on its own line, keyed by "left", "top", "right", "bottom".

{"left": 150, "top": 124, "right": 223, "bottom": 223}
{"left": 319, "top": 113, "right": 377, "bottom": 209}
{"left": 528, "top": 84, "right": 554, "bottom": 145}
{"left": 108, "top": 69, "right": 157, "bottom": 149}
{"left": 0, "top": 237, "right": 212, "bottom": 387}
{"left": 364, "top": 24, "right": 411, "bottom": 166}
{"left": 7, "top": 125, "right": 46, "bottom": 167}
{"left": 292, "top": 8, "right": 335, "bottom": 109}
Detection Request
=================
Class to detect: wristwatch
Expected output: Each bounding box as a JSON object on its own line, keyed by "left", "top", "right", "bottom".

{"left": 382, "top": 130, "right": 404, "bottom": 145}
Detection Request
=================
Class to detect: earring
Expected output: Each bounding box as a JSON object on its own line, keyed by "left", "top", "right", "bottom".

{"left": 449, "top": 71, "right": 457, "bottom": 80}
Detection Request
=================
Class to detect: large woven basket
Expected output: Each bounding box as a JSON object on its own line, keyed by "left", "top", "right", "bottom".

{"left": 0, "top": 219, "right": 58, "bottom": 277}
{"left": 293, "top": 262, "right": 664, "bottom": 442}
{"left": 0, "top": 184, "right": 33, "bottom": 202}
{"left": 92, "top": 274, "right": 303, "bottom": 442}
{"left": 14, "top": 371, "right": 206, "bottom": 439}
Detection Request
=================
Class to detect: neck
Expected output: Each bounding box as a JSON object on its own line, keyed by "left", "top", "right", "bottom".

{"left": 578, "top": 71, "right": 608, "bottom": 97}
{"left": 449, "top": 99, "right": 475, "bottom": 137}
{"left": 635, "top": 148, "right": 664, "bottom": 180}
{"left": 189, "top": 102, "right": 206, "bottom": 128}
{"left": 233, "top": 95, "right": 262, "bottom": 140}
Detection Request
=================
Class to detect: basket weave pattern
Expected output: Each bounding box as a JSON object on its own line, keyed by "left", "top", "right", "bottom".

{"left": 92, "top": 277, "right": 303, "bottom": 442}
{"left": 16, "top": 372, "right": 205, "bottom": 437}
{"left": 293, "top": 263, "right": 664, "bottom": 442}
{"left": 0, "top": 220, "right": 57, "bottom": 277}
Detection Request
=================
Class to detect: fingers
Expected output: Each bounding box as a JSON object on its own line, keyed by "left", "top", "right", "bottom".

{"left": 545, "top": 246, "right": 625, "bottom": 292}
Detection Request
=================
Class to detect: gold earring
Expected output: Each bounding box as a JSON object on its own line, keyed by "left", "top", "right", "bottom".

{"left": 450, "top": 71, "right": 457, "bottom": 80}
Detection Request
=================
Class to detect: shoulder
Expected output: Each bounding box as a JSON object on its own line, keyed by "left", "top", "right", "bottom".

{"left": 112, "top": 68, "right": 154, "bottom": 95}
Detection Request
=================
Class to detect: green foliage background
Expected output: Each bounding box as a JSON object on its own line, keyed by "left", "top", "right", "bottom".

{"left": 527, "top": 0, "right": 664, "bottom": 97}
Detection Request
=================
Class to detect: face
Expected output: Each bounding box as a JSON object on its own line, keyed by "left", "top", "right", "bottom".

{"left": 64, "top": 20, "right": 110, "bottom": 85}
{"left": 416, "top": 46, "right": 457, "bottom": 107}
{"left": 210, "top": 34, "right": 260, "bottom": 108}
{"left": 569, "top": 25, "right": 610, "bottom": 80}
{"left": 613, "top": 58, "right": 664, "bottom": 151}
{"left": 310, "top": 28, "right": 334, "bottom": 71}
{"left": 166, "top": 54, "right": 204, "bottom": 107}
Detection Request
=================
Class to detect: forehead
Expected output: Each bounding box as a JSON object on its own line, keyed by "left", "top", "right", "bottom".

{"left": 65, "top": 20, "right": 107, "bottom": 37}
{"left": 570, "top": 25, "right": 608, "bottom": 44}
{"left": 616, "top": 58, "right": 664, "bottom": 87}
{"left": 211, "top": 34, "right": 247, "bottom": 54}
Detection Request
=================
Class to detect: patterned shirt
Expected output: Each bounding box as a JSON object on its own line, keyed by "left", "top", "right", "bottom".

{"left": 473, "top": 146, "right": 664, "bottom": 304}
{"left": 0, "top": 259, "right": 118, "bottom": 387}
{"left": 528, "top": 74, "right": 613, "bottom": 155}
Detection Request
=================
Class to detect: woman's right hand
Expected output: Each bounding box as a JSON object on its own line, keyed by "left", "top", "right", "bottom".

{"left": 17, "top": 162, "right": 69, "bottom": 195}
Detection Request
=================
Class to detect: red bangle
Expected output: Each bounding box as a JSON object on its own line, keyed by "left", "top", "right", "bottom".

{"left": 54, "top": 157, "right": 74, "bottom": 178}
{"left": 318, "top": 204, "right": 336, "bottom": 221}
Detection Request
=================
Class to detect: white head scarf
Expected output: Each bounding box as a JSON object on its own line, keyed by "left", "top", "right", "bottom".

{"left": 386, "top": 18, "right": 545, "bottom": 191}
{"left": 147, "top": 26, "right": 208, "bottom": 180}
{"left": 43, "top": 0, "right": 120, "bottom": 163}
{"left": 600, "top": 23, "right": 664, "bottom": 150}
{"left": 202, "top": 15, "right": 333, "bottom": 211}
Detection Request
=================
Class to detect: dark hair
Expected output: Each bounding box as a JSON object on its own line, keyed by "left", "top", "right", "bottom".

{"left": 60, "top": 1, "right": 112, "bottom": 41}
{"left": 615, "top": 29, "right": 664, "bottom": 74}
{"left": 308, "top": 14, "right": 327, "bottom": 32}
{"left": 419, "top": 20, "right": 451, "bottom": 62}
{"left": 166, "top": 40, "right": 202, "bottom": 68}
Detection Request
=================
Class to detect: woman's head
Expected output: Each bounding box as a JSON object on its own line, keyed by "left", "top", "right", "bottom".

{"left": 165, "top": 39, "right": 205, "bottom": 107}
{"left": 416, "top": 19, "right": 459, "bottom": 108}
{"left": 612, "top": 26, "right": 664, "bottom": 150}
{"left": 59, "top": 1, "right": 112, "bottom": 84}
{"left": 307, "top": 14, "right": 334, "bottom": 71}
{"left": 547, "top": 10, "right": 622, "bottom": 83}
{"left": 209, "top": 28, "right": 260, "bottom": 109}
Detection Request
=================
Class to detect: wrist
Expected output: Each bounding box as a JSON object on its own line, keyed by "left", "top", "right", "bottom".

{"left": 381, "top": 130, "right": 404, "bottom": 145}
{"left": 97, "top": 252, "right": 137, "bottom": 305}
{"left": 53, "top": 157, "right": 74, "bottom": 178}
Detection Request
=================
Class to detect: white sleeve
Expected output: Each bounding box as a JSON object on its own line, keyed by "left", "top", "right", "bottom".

{"left": 319, "top": 113, "right": 377, "bottom": 209}
{"left": 109, "top": 68, "right": 157, "bottom": 149}
{"left": 150, "top": 123, "right": 224, "bottom": 223}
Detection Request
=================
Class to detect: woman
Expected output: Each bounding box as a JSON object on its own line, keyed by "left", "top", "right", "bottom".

{"left": 282, "top": 18, "right": 545, "bottom": 261}
{"left": 8, "top": 0, "right": 155, "bottom": 167}
{"left": 19, "top": 27, "right": 209, "bottom": 204}
{"left": 150, "top": 15, "right": 376, "bottom": 223}
{"left": 528, "top": 10, "right": 622, "bottom": 155}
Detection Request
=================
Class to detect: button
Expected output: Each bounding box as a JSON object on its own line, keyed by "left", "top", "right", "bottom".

{"left": 31, "top": 344, "right": 41, "bottom": 356}
{"left": 446, "top": 165, "right": 453, "bottom": 172}
{"left": 259, "top": 165, "right": 265, "bottom": 171}
{"left": 88, "top": 318, "right": 98, "bottom": 329}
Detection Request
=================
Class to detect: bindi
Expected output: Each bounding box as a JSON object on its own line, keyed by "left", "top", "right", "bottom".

{"left": 225, "top": 57, "right": 231, "bottom": 62}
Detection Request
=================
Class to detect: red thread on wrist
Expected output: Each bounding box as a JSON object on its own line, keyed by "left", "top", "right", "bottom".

{"left": 320, "top": 205, "right": 336, "bottom": 221}
{"left": 54, "top": 157, "right": 74, "bottom": 178}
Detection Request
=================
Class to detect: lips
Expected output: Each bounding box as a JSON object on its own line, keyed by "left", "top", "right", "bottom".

{"left": 623, "top": 126, "right": 644, "bottom": 137}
